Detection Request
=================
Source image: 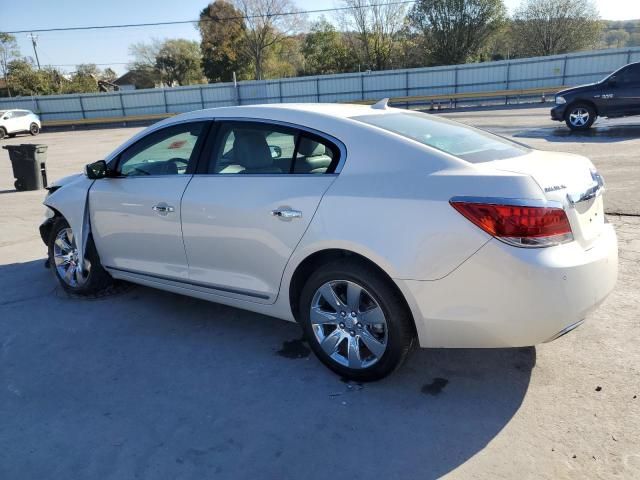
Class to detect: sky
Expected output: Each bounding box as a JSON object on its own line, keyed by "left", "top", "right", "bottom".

{"left": 2, "top": 0, "right": 640, "bottom": 76}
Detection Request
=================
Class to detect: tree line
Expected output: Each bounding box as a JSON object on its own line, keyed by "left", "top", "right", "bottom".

{"left": 0, "top": 0, "right": 630, "bottom": 97}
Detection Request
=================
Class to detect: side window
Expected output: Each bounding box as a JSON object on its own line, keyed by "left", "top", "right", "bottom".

{"left": 118, "top": 122, "right": 207, "bottom": 177}
{"left": 294, "top": 134, "right": 338, "bottom": 174}
{"left": 208, "top": 122, "right": 341, "bottom": 175}
{"left": 209, "top": 123, "right": 296, "bottom": 174}
{"left": 618, "top": 65, "right": 640, "bottom": 85}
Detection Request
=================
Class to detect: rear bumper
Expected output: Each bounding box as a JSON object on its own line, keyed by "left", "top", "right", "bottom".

{"left": 550, "top": 105, "right": 566, "bottom": 121}
{"left": 399, "top": 224, "right": 618, "bottom": 348}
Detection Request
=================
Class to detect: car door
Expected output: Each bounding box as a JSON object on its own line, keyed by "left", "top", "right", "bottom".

{"left": 89, "top": 121, "right": 210, "bottom": 279}
{"left": 2, "top": 111, "right": 19, "bottom": 133}
{"left": 602, "top": 64, "right": 640, "bottom": 115}
{"left": 616, "top": 64, "right": 640, "bottom": 115}
{"left": 180, "top": 120, "right": 342, "bottom": 303}
{"left": 14, "top": 111, "right": 30, "bottom": 132}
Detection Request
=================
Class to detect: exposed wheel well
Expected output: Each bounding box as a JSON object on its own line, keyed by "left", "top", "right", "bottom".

{"left": 39, "top": 206, "right": 63, "bottom": 245}
{"left": 565, "top": 100, "right": 598, "bottom": 117}
{"left": 288, "top": 249, "right": 417, "bottom": 337}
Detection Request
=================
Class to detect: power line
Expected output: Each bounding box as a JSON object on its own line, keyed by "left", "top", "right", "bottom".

{"left": 3, "top": 1, "right": 416, "bottom": 35}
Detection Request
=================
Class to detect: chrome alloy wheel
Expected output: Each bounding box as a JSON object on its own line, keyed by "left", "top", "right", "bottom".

{"left": 53, "top": 227, "right": 90, "bottom": 287}
{"left": 310, "top": 280, "right": 388, "bottom": 369}
{"left": 569, "top": 107, "right": 590, "bottom": 127}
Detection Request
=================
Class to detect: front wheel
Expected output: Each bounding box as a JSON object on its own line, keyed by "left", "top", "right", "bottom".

{"left": 30, "top": 123, "right": 40, "bottom": 136}
{"left": 565, "top": 103, "right": 596, "bottom": 131}
{"left": 298, "top": 259, "right": 415, "bottom": 381}
{"left": 48, "top": 217, "right": 113, "bottom": 295}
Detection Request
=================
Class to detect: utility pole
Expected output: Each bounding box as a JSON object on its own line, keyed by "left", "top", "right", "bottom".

{"left": 27, "top": 33, "right": 41, "bottom": 70}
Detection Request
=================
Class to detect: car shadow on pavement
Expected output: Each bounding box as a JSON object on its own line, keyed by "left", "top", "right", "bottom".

{"left": 0, "top": 258, "right": 535, "bottom": 480}
{"left": 514, "top": 123, "right": 640, "bottom": 143}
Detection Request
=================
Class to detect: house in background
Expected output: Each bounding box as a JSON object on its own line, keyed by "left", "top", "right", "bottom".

{"left": 114, "top": 70, "right": 159, "bottom": 90}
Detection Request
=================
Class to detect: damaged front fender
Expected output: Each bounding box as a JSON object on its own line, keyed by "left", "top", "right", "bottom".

{"left": 42, "top": 173, "right": 94, "bottom": 265}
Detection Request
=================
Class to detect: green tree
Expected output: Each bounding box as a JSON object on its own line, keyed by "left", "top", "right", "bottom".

{"left": 155, "top": 39, "right": 204, "bottom": 86}
{"left": 630, "top": 33, "right": 640, "bottom": 47}
{"left": 511, "top": 0, "right": 602, "bottom": 57}
{"left": 62, "top": 65, "right": 100, "bottom": 94}
{"left": 409, "top": 0, "right": 506, "bottom": 66}
{"left": 0, "top": 33, "right": 20, "bottom": 97}
{"left": 6, "top": 60, "right": 60, "bottom": 96}
{"left": 263, "top": 34, "right": 305, "bottom": 78}
{"left": 302, "top": 20, "right": 354, "bottom": 75}
{"left": 603, "top": 29, "right": 630, "bottom": 48}
{"left": 199, "top": 0, "right": 249, "bottom": 82}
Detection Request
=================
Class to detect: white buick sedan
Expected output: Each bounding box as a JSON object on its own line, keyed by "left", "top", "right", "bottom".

{"left": 40, "top": 102, "right": 618, "bottom": 380}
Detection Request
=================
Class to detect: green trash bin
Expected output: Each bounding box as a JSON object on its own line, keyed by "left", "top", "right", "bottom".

{"left": 2, "top": 144, "right": 48, "bottom": 191}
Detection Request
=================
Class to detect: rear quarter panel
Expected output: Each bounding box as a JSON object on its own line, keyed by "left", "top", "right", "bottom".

{"left": 289, "top": 128, "right": 545, "bottom": 282}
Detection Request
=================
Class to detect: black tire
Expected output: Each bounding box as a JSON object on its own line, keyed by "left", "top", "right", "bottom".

{"left": 48, "top": 217, "right": 113, "bottom": 295}
{"left": 565, "top": 103, "right": 596, "bottom": 131}
{"left": 0, "top": 127, "right": 5, "bottom": 140}
{"left": 30, "top": 123, "right": 40, "bottom": 136}
{"left": 298, "top": 259, "right": 415, "bottom": 381}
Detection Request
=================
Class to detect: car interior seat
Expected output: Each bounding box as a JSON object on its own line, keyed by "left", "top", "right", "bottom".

{"left": 294, "top": 137, "right": 332, "bottom": 174}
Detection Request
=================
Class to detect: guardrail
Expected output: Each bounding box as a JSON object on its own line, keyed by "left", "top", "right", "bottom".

{"left": 40, "top": 85, "right": 565, "bottom": 128}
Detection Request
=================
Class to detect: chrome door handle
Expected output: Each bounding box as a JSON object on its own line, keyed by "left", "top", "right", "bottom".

{"left": 271, "top": 208, "right": 302, "bottom": 220}
{"left": 152, "top": 203, "right": 175, "bottom": 215}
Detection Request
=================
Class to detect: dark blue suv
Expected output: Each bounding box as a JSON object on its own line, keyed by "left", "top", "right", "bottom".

{"left": 551, "top": 62, "right": 640, "bottom": 130}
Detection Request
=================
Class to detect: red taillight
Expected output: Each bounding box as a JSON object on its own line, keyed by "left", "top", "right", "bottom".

{"left": 450, "top": 200, "right": 573, "bottom": 247}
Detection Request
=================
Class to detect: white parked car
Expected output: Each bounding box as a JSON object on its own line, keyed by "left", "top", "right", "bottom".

{"left": 0, "top": 109, "right": 41, "bottom": 139}
{"left": 40, "top": 102, "right": 618, "bottom": 380}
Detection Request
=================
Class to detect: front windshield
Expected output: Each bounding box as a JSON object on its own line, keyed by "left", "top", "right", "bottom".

{"left": 353, "top": 111, "right": 528, "bottom": 163}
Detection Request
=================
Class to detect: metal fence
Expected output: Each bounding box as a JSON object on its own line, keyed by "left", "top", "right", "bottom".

{"left": 2, "top": 47, "right": 640, "bottom": 122}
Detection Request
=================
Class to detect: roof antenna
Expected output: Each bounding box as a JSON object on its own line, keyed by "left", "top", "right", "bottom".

{"left": 371, "top": 98, "right": 389, "bottom": 110}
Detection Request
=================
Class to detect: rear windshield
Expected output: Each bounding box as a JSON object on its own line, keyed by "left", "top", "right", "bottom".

{"left": 353, "top": 111, "right": 528, "bottom": 163}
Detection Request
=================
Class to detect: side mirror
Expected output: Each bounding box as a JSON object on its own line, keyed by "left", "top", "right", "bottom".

{"left": 2, "top": 116, "right": 8, "bottom": 120}
{"left": 85, "top": 160, "right": 108, "bottom": 179}
{"left": 269, "top": 145, "right": 282, "bottom": 159}
{"left": 608, "top": 76, "right": 617, "bottom": 87}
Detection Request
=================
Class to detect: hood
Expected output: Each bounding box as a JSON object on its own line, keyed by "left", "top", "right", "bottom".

{"left": 48, "top": 173, "right": 84, "bottom": 190}
{"left": 556, "top": 82, "right": 599, "bottom": 97}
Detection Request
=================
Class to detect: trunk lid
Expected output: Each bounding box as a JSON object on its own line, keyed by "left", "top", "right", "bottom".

{"left": 480, "top": 150, "right": 605, "bottom": 249}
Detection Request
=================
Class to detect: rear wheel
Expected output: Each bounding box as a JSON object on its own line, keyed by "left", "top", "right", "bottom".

{"left": 48, "top": 217, "right": 113, "bottom": 295}
{"left": 30, "top": 123, "right": 40, "bottom": 136}
{"left": 298, "top": 259, "right": 415, "bottom": 381}
{"left": 565, "top": 103, "right": 596, "bottom": 131}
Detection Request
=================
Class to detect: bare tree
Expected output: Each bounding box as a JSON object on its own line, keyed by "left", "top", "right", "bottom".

{"left": 339, "top": 0, "right": 407, "bottom": 71}
{"left": 232, "top": 0, "right": 304, "bottom": 80}
{"left": 0, "top": 33, "right": 20, "bottom": 97}
{"left": 511, "top": 0, "right": 602, "bottom": 57}
{"left": 128, "top": 39, "right": 163, "bottom": 85}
